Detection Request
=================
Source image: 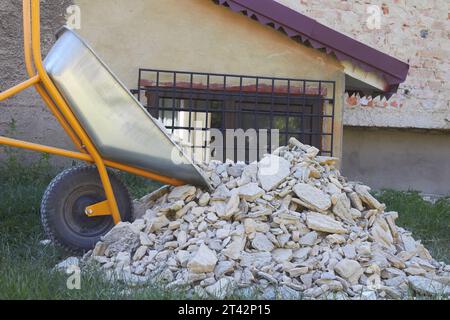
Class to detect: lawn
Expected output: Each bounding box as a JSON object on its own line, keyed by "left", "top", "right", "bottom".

{"left": 0, "top": 155, "right": 449, "bottom": 299}
{"left": 0, "top": 154, "right": 178, "bottom": 299}
{"left": 375, "top": 190, "right": 450, "bottom": 264}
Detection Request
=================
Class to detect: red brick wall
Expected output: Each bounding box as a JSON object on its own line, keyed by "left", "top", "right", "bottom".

{"left": 275, "top": 0, "right": 450, "bottom": 130}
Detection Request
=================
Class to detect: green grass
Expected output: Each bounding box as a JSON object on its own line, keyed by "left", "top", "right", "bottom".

{"left": 116, "top": 171, "right": 163, "bottom": 199}
{"left": 0, "top": 153, "right": 448, "bottom": 299}
{"left": 0, "top": 153, "right": 179, "bottom": 299}
{"left": 376, "top": 189, "right": 450, "bottom": 264}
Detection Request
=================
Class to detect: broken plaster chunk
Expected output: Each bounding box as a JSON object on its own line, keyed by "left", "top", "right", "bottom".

{"left": 293, "top": 183, "right": 332, "bottom": 212}
{"left": 238, "top": 183, "right": 264, "bottom": 202}
{"left": 306, "top": 212, "right": 347, "bottom": 234}
{"left": 187, "top": 244, "right": 218, "bottom": 274}
{"left": 258, "top": 155, "right": 291, "bottom": 192}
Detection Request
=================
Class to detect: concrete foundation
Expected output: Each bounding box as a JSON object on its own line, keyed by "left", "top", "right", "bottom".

{"left": 342, "top": 126, "right": 450, "bottom": 196}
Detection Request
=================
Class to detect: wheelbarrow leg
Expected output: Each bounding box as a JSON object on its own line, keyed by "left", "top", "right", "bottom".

{"left": 95, "top": 166, "right": 122, "bottom": 224}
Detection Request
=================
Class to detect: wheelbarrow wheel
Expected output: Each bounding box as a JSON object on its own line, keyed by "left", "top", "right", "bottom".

{"left": 40, "top": 165, "right": 133, "bottom": 254}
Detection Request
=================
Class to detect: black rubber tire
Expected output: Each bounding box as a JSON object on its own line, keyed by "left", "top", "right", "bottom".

{"left": 40, "top": 165, "right": 133, "bottom": 254}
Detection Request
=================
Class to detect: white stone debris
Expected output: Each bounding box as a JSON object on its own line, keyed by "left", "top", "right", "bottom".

{"left": 39, "top": 239, "right": 52, "bottom": 246}
{"left": 70, "top": 137, "right": 449, "bottom": 300}
{"left": 55, "top": 257, "right": 80, "bottom": 274}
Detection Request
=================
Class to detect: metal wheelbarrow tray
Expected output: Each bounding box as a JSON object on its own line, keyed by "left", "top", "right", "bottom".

{"left": 45, "top": 27, "right": 210, "bottom": 189}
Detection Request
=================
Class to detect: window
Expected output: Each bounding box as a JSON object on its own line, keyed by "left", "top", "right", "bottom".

{"left": 139, "top": 70, "right": 335, "bottom": 163}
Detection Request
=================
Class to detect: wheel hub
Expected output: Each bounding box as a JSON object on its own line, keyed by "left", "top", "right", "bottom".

{"left": 63, "top": 186, "right": 113, "bottom": 237}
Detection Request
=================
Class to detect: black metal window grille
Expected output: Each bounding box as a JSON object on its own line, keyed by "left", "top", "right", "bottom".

{"left": 137, "top": 69, "right": 336, "bottom": 163}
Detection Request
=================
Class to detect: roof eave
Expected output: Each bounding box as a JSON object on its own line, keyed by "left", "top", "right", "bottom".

{"left": 214, "top": 0, "right": 409, "bottom": 97}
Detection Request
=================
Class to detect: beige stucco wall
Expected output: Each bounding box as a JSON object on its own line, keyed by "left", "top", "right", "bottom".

{"left": 342, "top": 127, "right": 450, "bottom": 196}
{"left": 74, "top": 0, "right": 342, "bottom": 91}
{"left": 73, "top": 0, "right": 345, "bottom": 158}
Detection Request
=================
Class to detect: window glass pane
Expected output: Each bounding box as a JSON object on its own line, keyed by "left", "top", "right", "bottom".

{"left": 273, "top": 116, "right": 286, "bottom": 131}
{"left": 241, "top": 113, "right": 254, "bottom": 130}
{"left": 288, "top": 116, "right": 302, "bottom": 132}
{"left": 159, "top": 98, "right": 180, "bottom": 128}
{"left": 256, "top": 114, "right": 270, "bottom": 129}
{"left": 211, "top": 112, "right": 223, "bottom": 129}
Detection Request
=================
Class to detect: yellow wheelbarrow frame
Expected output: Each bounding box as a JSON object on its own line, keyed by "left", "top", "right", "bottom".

{"left": 0, "top": 0, "right": 185, "bottom": 225}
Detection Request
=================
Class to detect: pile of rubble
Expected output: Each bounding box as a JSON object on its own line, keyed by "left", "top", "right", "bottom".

{"left": 74, "top": 138, "right": 449, "bottom": 299}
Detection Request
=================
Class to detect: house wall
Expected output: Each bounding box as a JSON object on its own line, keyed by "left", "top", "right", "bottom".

{"left": 2, "top": 0, "right": 447, "bottom": 195}
{"left": 276, "top": 0, "right": 450, "bottom": 195}
{"left": 0, "top": 0, "right": 74, "bottom": 165}
{"left": 275, "top": 0, "right": 450, "bottom": 130}
{"left": 4, "top": 0, "right": 345, "bottom": 160}
{"left": 343, "top": 127, "right": 450, "bottom": 196}
{"left": 0, "top": 0, "right": 345, "bottom": 164}
{"left": 73, "top": 0, "right": 343, "bottom": 94}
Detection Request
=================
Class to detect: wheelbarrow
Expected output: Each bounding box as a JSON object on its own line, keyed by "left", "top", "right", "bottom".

{"left": 0, "top": 0, "right": 211, "bottom": 253}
